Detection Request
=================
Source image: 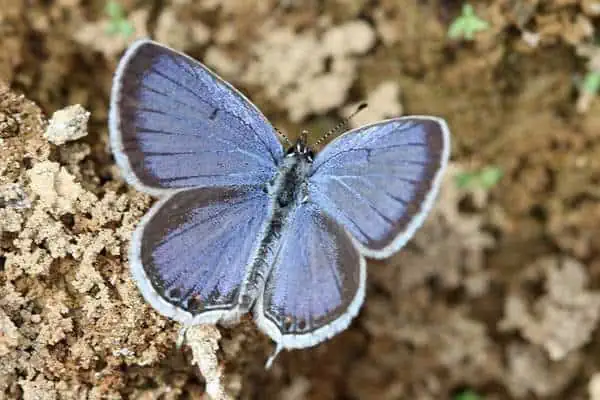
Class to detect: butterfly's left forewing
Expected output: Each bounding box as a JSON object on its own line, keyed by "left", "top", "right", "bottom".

{"left": 308, "top": 117, "right": 450, "bottom": 258}
{"left": 110, "top": 39, "right": 283, "bottom": 196}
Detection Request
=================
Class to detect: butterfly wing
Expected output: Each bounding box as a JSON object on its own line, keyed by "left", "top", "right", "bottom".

{"left": 130, "top": 186, "right": 271, "bottom": 325}
{"left": 109, "top": 39, "right": 283, "bottom": 195}
{"left": 308, "top": 117, "right": 450, "bottom": 258}
{"left": 254, "top": 203, "right": 365, "bottom": 351}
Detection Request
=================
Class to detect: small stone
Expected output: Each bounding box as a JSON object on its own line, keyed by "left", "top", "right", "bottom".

{"left": 44, "top": 104, "right": 90, "bottom": 145}
{"left": 186, "top": 325, "right": 231, "bottom": 399}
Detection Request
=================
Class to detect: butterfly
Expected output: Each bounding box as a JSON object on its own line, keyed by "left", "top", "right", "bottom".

{"left": 109, "top": 39, "right": 450, "bottom": 367}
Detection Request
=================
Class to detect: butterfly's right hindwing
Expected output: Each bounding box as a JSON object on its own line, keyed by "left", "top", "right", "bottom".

{"left": 254, "top": 202, "right": 365, "bottom": 350}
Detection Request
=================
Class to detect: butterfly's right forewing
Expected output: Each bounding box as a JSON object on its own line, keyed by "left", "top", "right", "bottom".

{"left": 308, "top": 117, "right": 450, "bottom": 259}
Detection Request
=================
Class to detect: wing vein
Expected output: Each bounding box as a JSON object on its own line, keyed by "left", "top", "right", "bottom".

{"left": 158, "top": 198, "right": 252, "bottom": 245}
{"left": 316, "top": 222, "right": 343, "bottom": 300}
{"left": 315, "top": 190, "right": 372, "bottom": 242}
{"left": 150, "top": 64, "right": 279, "bottom": 164}
{"left": 331, "top": 177, "right": 395, "bottom": 226}
{"left": 337, "top": 176, "right": 411, "bottom": 206}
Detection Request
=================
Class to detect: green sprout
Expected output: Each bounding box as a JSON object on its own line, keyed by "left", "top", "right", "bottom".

{"left": 582, "top": 70, "right": 600, "bottom": 95}
{"left": 448, "top": 4, "right": 490, "bottom": 41}
{"left": 455, "top": 166, "right": 503, "bottom": 190}
{"left": 454, "top": 389, "right": 483, "bottom": 400}
{"left": 105, "top": 0, "right": 134, "bottom": 38}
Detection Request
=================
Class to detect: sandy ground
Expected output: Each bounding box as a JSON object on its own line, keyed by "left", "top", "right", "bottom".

{"left": 1, "top": 1, "right": 600, "bottom": 399}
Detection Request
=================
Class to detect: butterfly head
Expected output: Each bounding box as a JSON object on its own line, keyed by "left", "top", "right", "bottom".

{"left": 285, "top": 130, "right": 315, "bottom": 162}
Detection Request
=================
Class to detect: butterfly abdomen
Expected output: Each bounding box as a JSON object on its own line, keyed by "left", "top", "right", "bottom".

{"left": 238, "top": 153, "right": 312, "bottom": 312}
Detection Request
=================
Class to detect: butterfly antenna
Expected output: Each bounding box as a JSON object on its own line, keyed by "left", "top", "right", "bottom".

{"left": 313, "top": 102, "right": 368, "bottom": 147}
{"left": 276, "top": 128, "right": 292, "bottom": 146}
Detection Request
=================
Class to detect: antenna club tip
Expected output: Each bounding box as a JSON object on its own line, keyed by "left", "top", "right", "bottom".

{"left": 358, "top": 103, "right": 368, "bottom": 111}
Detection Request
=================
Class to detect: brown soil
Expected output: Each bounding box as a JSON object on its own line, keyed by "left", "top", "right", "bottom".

{"left": 1, "top": 1, "right": 600, "bottom": 399}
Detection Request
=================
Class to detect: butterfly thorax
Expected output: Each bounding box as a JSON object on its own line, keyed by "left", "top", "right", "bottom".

{"left": 270, "top": 141, "right": 313, "bottom": 208}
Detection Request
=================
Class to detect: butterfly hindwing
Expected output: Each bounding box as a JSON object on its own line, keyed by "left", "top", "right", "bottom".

{"left": 109, "top": 39, "right": 283, "bottom": 195}
{"left": 308, "top": 117, "right": 450, "bottom": 258}
{"left": 254, "top": 202, "right": 365, "bottom": 350}
{"left": 130, "top": 186, "right": 271, "bottom": 325}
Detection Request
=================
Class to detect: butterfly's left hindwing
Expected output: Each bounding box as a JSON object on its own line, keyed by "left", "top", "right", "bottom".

{"left": 130, "top": 186, "right": 271, "bottom": 325}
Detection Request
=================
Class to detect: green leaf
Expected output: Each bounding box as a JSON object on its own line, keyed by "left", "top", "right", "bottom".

{"left": 118, "top": 20, "right": 135, "bottom": 37}
{"left": 105, "top": 0, "right": 124, "bottom": 19}
{"left": 454, "top": 389, "right": 483, "bottom": 400}
{"left": 104, "top": 1, "right": 134, "bottom": 38}
{"left": 455, "top": 172, "right": 476, "bottom": 188}
{"left": 582, "top": 71, "right": 600, "bottom": 95}
{"left": 478, "top": 166, "right": 503, "bottom": 189}
{"left": 105, "top": 21, "right": 120, "bottom": 35}
{"left": 455, "top": 166, "right": 503, "bottom": 190}
{"left": 448, "top": 3, "right": 490, "bottom": 41}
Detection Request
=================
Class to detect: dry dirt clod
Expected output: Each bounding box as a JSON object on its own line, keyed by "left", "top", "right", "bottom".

{"left": 43, "top": 104, "right": 90, "bottom": 145}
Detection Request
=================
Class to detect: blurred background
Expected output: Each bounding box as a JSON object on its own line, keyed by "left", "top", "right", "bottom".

{"left": 1, "top": 0, "right": 600, "bottom": 399}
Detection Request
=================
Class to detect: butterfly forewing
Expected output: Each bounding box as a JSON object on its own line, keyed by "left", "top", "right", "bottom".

{"left": 254, "top": 203, "right": 365, "bottom": 349}
{"left": 308, "top": 117, "right": 450, "bottom": 259}
{"left": 109, "top": 39, "right": 283, "bottom": 195}
{"left": 130, "top": 186, "right": 271, "bottom": 325}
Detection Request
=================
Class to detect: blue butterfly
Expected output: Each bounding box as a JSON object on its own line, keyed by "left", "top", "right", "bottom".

{"left": 109, "top": 39, "right": 450, "bottom": 367}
